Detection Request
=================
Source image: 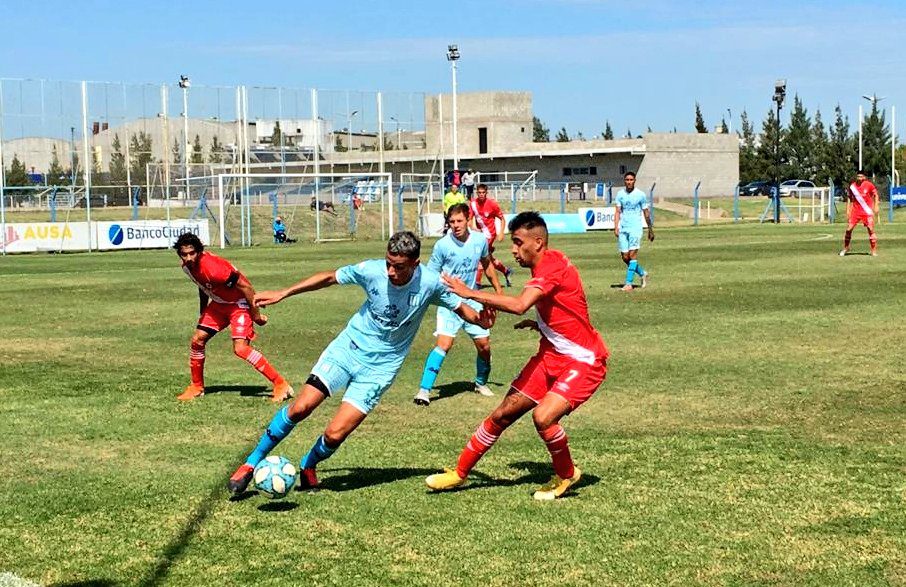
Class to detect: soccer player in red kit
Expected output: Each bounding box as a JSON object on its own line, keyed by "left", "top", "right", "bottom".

{"left": 840, "top": 170, "right": 879, "bottom": 257}
{"left": 427, "top": 211, "right": 608, "bottom": 500}
{"left": 174, "top": 233, "right": 293, "bottom": 402}
{"left": 470, "top": 184, "right": 513, "bottom": 287}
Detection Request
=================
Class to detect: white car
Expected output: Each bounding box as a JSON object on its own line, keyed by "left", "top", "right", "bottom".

{"left": 779, "top": 179, "right": 816, "bottom": 197}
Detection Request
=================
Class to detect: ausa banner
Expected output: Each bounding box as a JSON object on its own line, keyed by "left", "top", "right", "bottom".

{"left": 1, "top": 222, "right": 92, "bottom": 253}
{"left": 95, "top": 220, "right": 210, "bottom": 250}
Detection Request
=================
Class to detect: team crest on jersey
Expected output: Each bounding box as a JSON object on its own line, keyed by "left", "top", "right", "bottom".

{"left": 369, "top": 287, "right": 379, "bottom": 296}
{"left": 409, "top": 293, "right": 420, "bottom": 307}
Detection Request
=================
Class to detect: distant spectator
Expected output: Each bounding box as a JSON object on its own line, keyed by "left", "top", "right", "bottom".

{"left": 461, "top": 169, "right": 476, "bottom": 197}
{"left": 273, "top": 216, "right": 296, "bottom": 243}
{"left": 311, "top": 197, "right": 338, "bottom": 216}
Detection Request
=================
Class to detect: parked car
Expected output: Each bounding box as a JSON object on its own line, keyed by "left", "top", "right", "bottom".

{"left": 739, "top": 180, "right": 773, "bottom": 197}
{"left": 779, "top": 179, "right": 816, "bottom": 197}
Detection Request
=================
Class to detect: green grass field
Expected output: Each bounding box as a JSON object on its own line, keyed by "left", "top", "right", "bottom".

{"left": 1, "top": 223, "right": 904, "bottom": 586}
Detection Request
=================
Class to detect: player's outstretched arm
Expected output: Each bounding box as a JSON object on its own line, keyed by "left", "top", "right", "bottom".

{"left": 480, "top": 256, "right": 504, "bottom": 294}
{"left": 443, "top": 273, "right": 542, "bottom": 316}
{"left": 254, "top": 270, "right": 339, "bottom": 308}
{"left": 644, "top": 209, "right": 655, "bottom": 241}
{"left": 454, "top": 303, "right": 496, "bottom": 329}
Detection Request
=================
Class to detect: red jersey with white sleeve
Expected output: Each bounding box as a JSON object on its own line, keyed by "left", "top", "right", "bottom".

{"left": 470, "top": 197, "right": 504, "bottom": 242}
{"left": 182, "top": 251, "right": 248, "bottom": 306}
{"left": 525, "top": 249, "right": 608, "bottom": 364}
{"left": 848, "top": 180, "right": 877, "bottom": 219}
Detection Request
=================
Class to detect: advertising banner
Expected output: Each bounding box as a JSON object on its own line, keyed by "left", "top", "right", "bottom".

{"left": 94, "top": 220, "right": 210, "bottom": 250}
{"left": 503, "top": 214, "right": 587, "bottom": 234}
{"left": 1, "top": 222, "right": 92, "bottom": 253}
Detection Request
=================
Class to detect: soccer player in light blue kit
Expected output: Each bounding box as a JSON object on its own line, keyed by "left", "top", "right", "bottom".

{"left": 614, "top": 171, "right": 655, "bottom": 291}
{"left": 227, "top": 231, "right": 494, "bottom": 495}
{"left": 414, "top": 204, "right": 504, "bottom": 406}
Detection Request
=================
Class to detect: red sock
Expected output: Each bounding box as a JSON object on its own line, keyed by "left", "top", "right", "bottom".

{"left": 235, "top": 345, "right": 284, "bottom": 384}
{"left": 538, "top": 424, "right": 574, "bottom": 479}
{"left": 456, "top": 418, "right": 505, "bottom": 478}
{"left": 492, "top": 258, "right": 508, "bottom": 274}
{"left": 869, "top": 230, "right": 877, "bottom": 251}
{"left": 189, "top": 341, "right": 205, "bottom": 387}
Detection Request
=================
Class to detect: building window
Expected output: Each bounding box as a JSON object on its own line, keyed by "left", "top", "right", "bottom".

{"left": 564, "top": 167, "right": 598, "bottom": 176}
{"left": 619, "top": 165, "right": 627, "bottom": 175}
{"left": 521, "top": 127, "right": 525, "bottom": 133}
{"left": 563, "top": 168, "right": 572, "bottom": 176}
{"left": 590, "top": 166, "right": 597, "bottom": 175}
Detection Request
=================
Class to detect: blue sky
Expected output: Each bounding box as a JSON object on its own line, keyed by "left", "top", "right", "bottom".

{"left": 1, "top": 0, "right": 904, "bottom": 137}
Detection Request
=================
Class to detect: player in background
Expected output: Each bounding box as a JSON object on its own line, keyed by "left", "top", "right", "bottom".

{"left": 174, "top": 233, "right": 293, "bottom": 402}
{"left": 227, "top": 232, "right": 494, "bottom": 496}
{"left": 470, "top": 183, "right": 513, "bottom": 287}
{"left": 840, "top": 170, "right": 879, "bottom": 257}
{"left": 443, "top": 183, "right": 466, "bottom": 214}
{"left": 414, "top": 204, "right": 504, "bottom": 406}
{"left": 614, "top": 171, "right": 654, "bottom": 291}
{"left": 426, "top": 212, "right": 608, "bottom": 500}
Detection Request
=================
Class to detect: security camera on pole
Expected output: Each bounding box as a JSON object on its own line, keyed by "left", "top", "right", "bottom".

{"left": 447, "top": 44, "right": 460, "bottom": 172}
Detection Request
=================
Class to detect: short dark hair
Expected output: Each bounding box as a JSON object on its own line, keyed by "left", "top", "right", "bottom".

{"left": 174, "top": 232, "right": 204, "bottom": 252}
{"left": 508, "top": 211, "right": 547, "bottom": 235}
{"left": 476, "top": 183, "right": 488, "bottom": 191}
{"left": 624, "top": 171, "right": 636, "bottom": 179}
{"left": 387, "top": 231, "right": 420, "bottom": 259}
{"left": 857, "top": 169, "right": 867, "bottom": 175}
{"left": 446, "top": 203, "right": 470, "bottom": 221}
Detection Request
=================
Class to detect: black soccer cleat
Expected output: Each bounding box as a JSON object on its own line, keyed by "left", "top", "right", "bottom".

{"left": 228, "top": 463, "right": 254, "bottom": 496}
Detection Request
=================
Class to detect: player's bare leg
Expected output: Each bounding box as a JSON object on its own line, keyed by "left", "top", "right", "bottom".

{"left": 531, "top": 394, "right": 582, "bottom": 500}
{"left": 232, "top": 338, "right": 294, "bottom": 402}
{"left": 426, "top": 389, "right": 535, "bottom": 490}
{"left": 867, "top": 223, "right": 878, "bottom": 256}
{"left": 840, "top": 221, "right": 856, "bottom": 256}
{"left": 228, "top": 383, "right": 329, "bottom": 495}
{"left": 297, "top": 402, "right": 369, "bottom": 490}
{"left": 178, "top": 328, "right": 214, "bottom": 401}
{"left": 472, "top": 336, "right": 494, "bottom": 396}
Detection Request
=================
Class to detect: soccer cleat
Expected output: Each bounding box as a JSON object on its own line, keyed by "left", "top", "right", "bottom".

{"left": 296, "top": 467, "right": 319, "bottom": 491}
{"left": 228, "top": 463, "right": 254, "bottom": 495}
{"left": 413, "top": 389, "right": 431, "bottom": 406}
{"left": 177, "top": 384, "right": 205, "bottom": 401}
{"left": 641, "top": 273, "right": 649, "bottom": 288}
{"left": 870, "top": 250, "right": 878, "bottom": 257}
{"left": 532, "top": 467, "right": 582, "bottom": 501}
{"left": 426, "top": 468, "right": 466, "bottom": 491}
{"left": 621, "top": 284, "right": 634, "bottom": 292}
{"left": 504, "top": 268, "right": 513, "bottom": 288}
{"left": 838, "top": 249, "right": 848, "bottom": 257}
{"left": 474, "top": 383, "right": 494, "bottom": 397}
{"left": 271, "top": 380, "right": 294, "bottom": 403}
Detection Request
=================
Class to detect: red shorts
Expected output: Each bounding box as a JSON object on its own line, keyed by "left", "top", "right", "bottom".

{"left": 510, "top": 349, "right": 606, "bottom": 411}
{"left": 847, "top": 215, "right": 875, "bottom": 230}
{"left": 197, "top": 302, "right": 255, "bottom": 340}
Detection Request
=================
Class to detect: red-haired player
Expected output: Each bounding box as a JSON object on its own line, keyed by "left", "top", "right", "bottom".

{"left": 174, "top": 233, "right": 293, "bottom": 402}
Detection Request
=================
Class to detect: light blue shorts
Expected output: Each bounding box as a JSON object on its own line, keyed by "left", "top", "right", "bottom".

{"left": 434, "top": 304, "right": 489, "bottom": 339}
{"left": 618, "top": 229, "right": 642, "bottom": 253}
{"left": 309, "top": 337, "right": 397, "bottom": 414}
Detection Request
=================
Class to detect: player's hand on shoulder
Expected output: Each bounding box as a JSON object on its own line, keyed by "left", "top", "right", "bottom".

{"left": 254, "top": 290, "right": 285, "bottom": 308}
{"left": 253, "top": 313, "right": 268, "bottom": 326}
{"left": 514, "top": 319, "right": 538, "bottom": 331}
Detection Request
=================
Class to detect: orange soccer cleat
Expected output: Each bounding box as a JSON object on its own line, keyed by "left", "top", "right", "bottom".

{"left": 271, "top": 380, "right": 295, "bottom": 403}
{"left": 177, "top": 384, "right": 205, "bottom": 401}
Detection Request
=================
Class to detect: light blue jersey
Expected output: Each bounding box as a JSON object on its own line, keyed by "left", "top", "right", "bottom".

{"left": 615, "top": 188, "right": 649, "bottom": 233}
{"left": 333, "top": 259, "right": 462, "bottom": 372}
{"left": 428, "top": 230, "right": 490, "bottom": 339}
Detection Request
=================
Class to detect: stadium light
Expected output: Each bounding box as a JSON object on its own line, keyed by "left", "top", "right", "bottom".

{"left": 447, "top": 44, "right": 460, "bottom": 170}
{"left": 771, "top": 79, "right": 786, "bottom": 223}
{"left": 178, "top": 75, "right": 191, "bottom": 196}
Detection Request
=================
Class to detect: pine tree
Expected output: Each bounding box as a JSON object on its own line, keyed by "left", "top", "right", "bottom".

{"left": 130, "top": 132, "right": 153, "bottom": 181}
{"left": 756, "top": 108, "right": 788, "bottom": 184}
{"left": 694, "top": 102, "right": 707, "bottom": 133}
{"left": 809, "top": 109, "right": 830, "bottom": 184}
{"left": 862, "top": 102, "right": 891, "bottom": 179}
{"left": 209, "top": 135, "right": 224, "bottom": 163}
{"left": 576, "top": 131, "right": 585, "bottom": 141}
{"left": 270, "top": 121, "right": 283, "bottom": 146}
{"left": 334, "top": 133, "right": 347, "bottom": 152}
{"left": 719, "top": 118, "right": 728, "bottom": 134}
{"left": 827, "top": 105, "right": 856, "bottom": 189}
{"left": 555, "top": 127, "right": 569, "bottom": 142}
{"left": 532, "top": 116, "right": 550, "bottom": 142}
{"left": 603, "top": 121, "right": 614, "bottom": 140}
{"left": 5, "top": 154, "right": 31, "bottom": 190}
{"left": 172, "top": 137, "right": 181, "bottom": 166}
{"left": 738, "top": 110, "right": 760, "bottom": 183}
{"left": 646, "top": 125, "right": 653, "bottom": 133}
{"left": 784, "top": 95, "right": 812, "bottom": 180}
{"left": 626, "top": 128, "right": 632, "bottom": 139}
{"left": 48, "top": 145, "right": 65, "bottom": 185}
{"left": 109, "top": 134, "right": 128, "bottom": 185}
{"left": 191, "top": 134, "right": 204, "bottom": 164}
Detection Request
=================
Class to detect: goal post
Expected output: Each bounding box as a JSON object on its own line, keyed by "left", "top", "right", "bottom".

{"left": 211, "top": 172, "right": 392, "bottom": 247}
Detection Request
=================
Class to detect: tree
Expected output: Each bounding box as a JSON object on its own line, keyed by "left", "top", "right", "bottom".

{"left": 756, "top": 108, "right": 788, "bottom": 183}
{"left": 575, "top": 131, "right": 585, "bottom": 141}
{"left": 209, "top": 135, "right": 224, "bottom": 163}
{"left": 191, "top": 134, "right": 204, "bottom": 164}
{"left": 646, "top": 125, "right": 653, "bottom": 133}
{"left": 270, "top": 121, "right": 283, "bottom": 146}
{"left": 827, "top": 105, "right": 856, "bottom": 189}
{"left": 694, "top": 102, "right": 708, "bottom": 133}
{"left": 784, "top": 95, "right": 813, "bottom": 180}
{"left": 625, "top": 128, "right": 632, "bottom": 138}
{"left": 48, "top": 145, "right": 65, "bottom": 185}
{"left": 718, "top": 118, "right": 728, "bottom": 134}
{"left": 555, "top": 127, "right": 570, "bottom": 142}
{"left": 5, "top": 154, "right": 30, "bottom": 190}
{"left": 603, "top": 121, "right": 614, "bottom": 140}
{"left": 738, "top": 110, "right": 761, "bottom": 183}
{"left": 334, "top": 133, "right": 347, "bottom": 152}
{"left": 532, "top": 116, "right": 550, "bottom": 142}
{"left": 129, "top": 132, "right": 153, "bottom": 181}
{"left": 862, "top": 101, "right": 891, "bottom": 180}
{"left": 172, "top": 137, "right": 181, "bottom": 166}
{"left": 809, "top": 109, "right": 830, "bottom": 184}
{"left": 109, "top": 134, "right": 128, "bottom": 185}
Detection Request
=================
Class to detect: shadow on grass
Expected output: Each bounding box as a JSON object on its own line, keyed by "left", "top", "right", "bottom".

{"left": 433, "top": 381, "right": 504, "bottom": 403}
{"left": 50, "top": 581, "right": 119, "bottom": 587}
{"left": 317, "top": 466, "right": 436, "bottom": 492}
{"left": 203, "top": 384, "right": 270, "bottom": 398}
{"left": 257, "top": 501, "right": 299, "bottom": 513}
{"left": 432, "top": 461, "right": 600, "bottom": 496}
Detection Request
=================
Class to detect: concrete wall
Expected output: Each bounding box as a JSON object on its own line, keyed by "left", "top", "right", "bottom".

{"left": 636, "top": 133, "right": 739, "bottom": 199}
{"left": 425, "top": 92, "right": 533, "bottom": 158}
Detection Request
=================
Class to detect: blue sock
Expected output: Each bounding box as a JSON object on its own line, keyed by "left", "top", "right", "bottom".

{"left": 635, "top": 262, "right": 646, "bottom": 276}
{"left": 245, "top": 406, "right": 296, "bottom": 467}
{"left": 626, "top": 260, "right": 638, "bottom": 285}
{"left": 475, "top": 355, "right": 491, "bottom": 385}
{"left": 419, "top": 347, "right": 447, "bottom": 392}
{"left": 300, "top": 434, "right": 337, "bottom": 470}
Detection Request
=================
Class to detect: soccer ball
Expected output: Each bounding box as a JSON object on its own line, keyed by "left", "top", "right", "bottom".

{"left": 253, "top": 455, "right": 297, "bottom": 499}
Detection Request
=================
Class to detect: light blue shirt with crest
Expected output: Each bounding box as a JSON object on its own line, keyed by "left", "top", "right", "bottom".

{"left": 335, "top": 260, "right": 462, "bottom": 372}
{"left": 615, "top": 188, "right": 649, "bottom": 232}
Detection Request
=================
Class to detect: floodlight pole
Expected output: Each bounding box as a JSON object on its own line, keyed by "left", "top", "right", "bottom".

{"left": 179, "top": 76, "right": 190, "bottom": 200}
{"left": 447, "top": 44, "right": 460, "bottom": 171}
{"left": 772, "top": 80, "right": 786, "bottom": 224}
{"left": 858, "top": 104, "right": 863, "bottom": 170}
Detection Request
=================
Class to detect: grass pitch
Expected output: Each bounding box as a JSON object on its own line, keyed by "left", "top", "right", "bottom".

{"left": 0, "top": 223, "right": 903, "bottom": 586}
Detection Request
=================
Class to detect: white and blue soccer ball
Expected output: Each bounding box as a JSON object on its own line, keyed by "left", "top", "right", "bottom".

{"left": 253, "top": 455, "right": 297, "bottom": 499}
